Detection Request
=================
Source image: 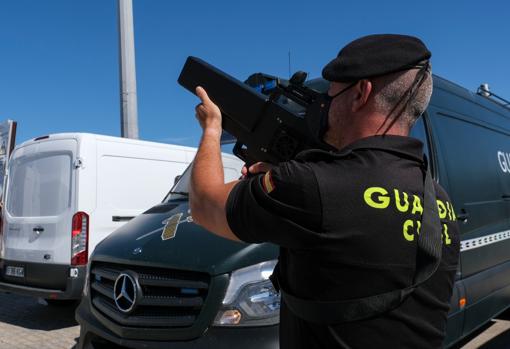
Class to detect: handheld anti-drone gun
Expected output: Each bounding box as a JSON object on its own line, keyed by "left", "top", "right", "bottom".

{"left": 178, "top": 57, "right": 335, "bottom": 165}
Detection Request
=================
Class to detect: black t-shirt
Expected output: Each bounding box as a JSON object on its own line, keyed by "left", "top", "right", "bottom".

{"left": 226, "top": 135, "right": 460, "bottom": 349}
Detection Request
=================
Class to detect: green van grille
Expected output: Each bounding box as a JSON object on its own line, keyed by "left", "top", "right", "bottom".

{"left": 90, "top": 262, "right": 210, "bottom": 328}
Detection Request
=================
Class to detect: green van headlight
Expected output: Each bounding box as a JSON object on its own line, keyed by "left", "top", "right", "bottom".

{"left": 213, "top": 260, "right": 280, "bottom": 327}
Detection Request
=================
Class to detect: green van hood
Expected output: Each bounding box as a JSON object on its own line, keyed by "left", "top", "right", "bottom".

{"left": 92, "top": 201, "right": 278, "bottom": 275}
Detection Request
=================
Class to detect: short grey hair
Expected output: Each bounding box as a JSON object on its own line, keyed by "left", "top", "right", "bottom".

{"left": 371, "top": 64, "right": 433, "bottom": 129}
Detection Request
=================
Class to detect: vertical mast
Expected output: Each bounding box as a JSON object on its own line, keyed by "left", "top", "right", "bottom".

{"left": 118, "top": 0, "right": 139, "bottom": 139}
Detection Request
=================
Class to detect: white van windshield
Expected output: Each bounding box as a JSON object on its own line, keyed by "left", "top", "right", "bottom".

{"left": 7, "top": 153, "right": 72, "bottom": 217}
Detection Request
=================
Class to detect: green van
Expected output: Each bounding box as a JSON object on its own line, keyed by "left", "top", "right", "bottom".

{"left": 76, "top": 75, "right": 510, "bottom": 348}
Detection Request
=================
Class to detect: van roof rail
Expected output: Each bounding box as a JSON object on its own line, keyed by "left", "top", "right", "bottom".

{"left": 477, "top": 83, "right": 510, "bottom": 110}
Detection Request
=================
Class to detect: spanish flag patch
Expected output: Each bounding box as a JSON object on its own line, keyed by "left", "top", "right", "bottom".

{"left": 262, "top": 171, "right": 276, "bottom": 193}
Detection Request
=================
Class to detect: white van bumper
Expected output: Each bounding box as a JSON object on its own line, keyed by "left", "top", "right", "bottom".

{"left": 0, "top": 260, "right": 86, "bottom": 300}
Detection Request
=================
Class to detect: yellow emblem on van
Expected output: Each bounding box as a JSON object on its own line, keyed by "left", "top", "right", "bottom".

{"left": 160, "top": 212, "right": 194, "bottom": 241}
{"left": 162, "top": 213, "right": 183, "bottom": 240}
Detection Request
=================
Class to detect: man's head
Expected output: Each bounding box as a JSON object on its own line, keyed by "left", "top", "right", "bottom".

{"left": 320, "top": 34, "right": 433, "bottom": 149}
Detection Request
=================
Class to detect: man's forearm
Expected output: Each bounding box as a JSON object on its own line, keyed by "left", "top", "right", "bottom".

{"left": 191, "top": 129, "right": 224, "bottom": 196}
{"left": 190, "top": 129, "right": 240, "bottom": 241}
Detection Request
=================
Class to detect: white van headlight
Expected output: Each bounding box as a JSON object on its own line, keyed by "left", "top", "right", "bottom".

{"left": 213, "top": 260, "right": 280, "bottom": 327}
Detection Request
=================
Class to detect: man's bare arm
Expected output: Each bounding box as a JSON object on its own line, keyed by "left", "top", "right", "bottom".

{"left": 189, "top": 87, "right": 241, "bottom": 242}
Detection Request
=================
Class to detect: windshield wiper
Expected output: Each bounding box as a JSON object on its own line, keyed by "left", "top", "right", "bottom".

{"left": 167, "top": 191, "right": 189, "bottom": 197}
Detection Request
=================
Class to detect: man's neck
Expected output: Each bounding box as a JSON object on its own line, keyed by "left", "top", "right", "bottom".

{"left": 325, "top": 114, "right": 409, "bottom": 150}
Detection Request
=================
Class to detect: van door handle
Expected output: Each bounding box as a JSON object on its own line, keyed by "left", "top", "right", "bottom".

{"left": 456, "top": 212, "right": 469, "bottom": 223}
{"left": 33, "top": 227, "right": 44, "bottom": 232}
{"left": 502, "top": 194, "right": 510, "bottom": 200}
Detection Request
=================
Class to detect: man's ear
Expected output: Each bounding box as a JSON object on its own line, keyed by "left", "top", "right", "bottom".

{"left": 351, "top": 79, "right": 372, "bottom": 112}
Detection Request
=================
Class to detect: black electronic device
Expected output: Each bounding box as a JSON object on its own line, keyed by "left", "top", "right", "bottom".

{"left": 178, "top": 56, "right": 335, "bottom": 165}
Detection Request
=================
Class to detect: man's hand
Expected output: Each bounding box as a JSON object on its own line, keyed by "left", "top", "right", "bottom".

{"left": 195, "top": 86, "right": 222, "bottom": 137}
{"left": 241, "top": 162, "right": 275, "bottom": 178}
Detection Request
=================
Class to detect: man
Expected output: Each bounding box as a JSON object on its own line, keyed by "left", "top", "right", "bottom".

{"left": 190, "top": 34, "right": 460, "bottom": 348}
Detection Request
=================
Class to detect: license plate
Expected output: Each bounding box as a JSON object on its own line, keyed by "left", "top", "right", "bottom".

{"left": 5, "top": 266, "right": 24, "bottom": 278}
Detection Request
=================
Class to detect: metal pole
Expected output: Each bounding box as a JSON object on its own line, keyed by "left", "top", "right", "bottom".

{"left": 118, "top": 0, "right": 139, "bottom": 139}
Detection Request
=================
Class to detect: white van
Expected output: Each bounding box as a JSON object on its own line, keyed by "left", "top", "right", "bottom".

{"left": 0, "top": 133, "right": 196, "bottom": 301}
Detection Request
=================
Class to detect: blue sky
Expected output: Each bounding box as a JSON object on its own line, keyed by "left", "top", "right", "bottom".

{"left": 1, "top": 0, "right": 509, "bottom": 146}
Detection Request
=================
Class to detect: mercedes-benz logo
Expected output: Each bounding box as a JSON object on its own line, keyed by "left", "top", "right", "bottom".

{"left": 113, "top": 272, "right": 139, "bottom": 313}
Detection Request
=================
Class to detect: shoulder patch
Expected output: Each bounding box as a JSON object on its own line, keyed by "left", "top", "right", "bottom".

{"left": 262, "top": 171, "right": 276, "bottom": 193}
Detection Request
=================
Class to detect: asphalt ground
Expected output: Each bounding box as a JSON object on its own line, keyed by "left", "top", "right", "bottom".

{"left": 0, "top": 291, "right": 79, "bottom": 349}
{"left": 0, "top": 290, "right": 509, "bottom": 349}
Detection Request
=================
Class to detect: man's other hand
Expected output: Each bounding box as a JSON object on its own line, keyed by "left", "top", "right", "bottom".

{"left": 241, "top": 162, "right": 275, "bottom": 178}
{"left": 195, "top": 86, "right": 222, "bottom": 137}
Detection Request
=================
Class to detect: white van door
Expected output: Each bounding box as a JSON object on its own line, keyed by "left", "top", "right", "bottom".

{"left": 92, "top": 152, "right": 188, "bottom": 250}
{"left": 3, "top": 139, "right": 76, "bottom": 266}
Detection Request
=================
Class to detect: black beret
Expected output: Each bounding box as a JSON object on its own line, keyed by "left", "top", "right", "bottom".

{"left": 322, "top": 34, "right": 431, "bottom": 82}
